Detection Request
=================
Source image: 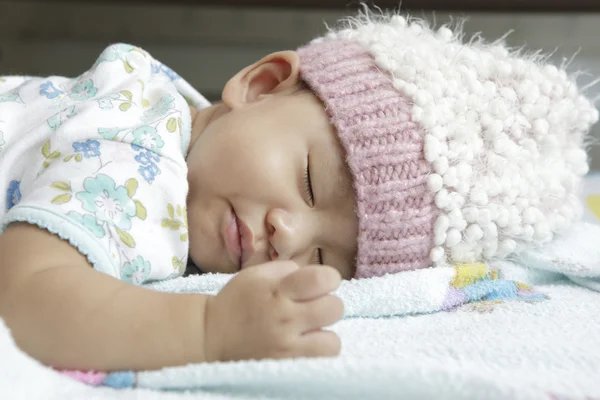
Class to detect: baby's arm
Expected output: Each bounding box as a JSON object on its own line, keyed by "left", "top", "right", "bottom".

{"left": 0, "top": 223, "right": 207, "bottom": 370}
{"left": 0, "top": 223, "right": 343, "bottom": 371}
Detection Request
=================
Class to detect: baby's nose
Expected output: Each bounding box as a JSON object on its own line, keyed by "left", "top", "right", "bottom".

{"left": 266, "top": 208, "right": 297, "bottom": 260}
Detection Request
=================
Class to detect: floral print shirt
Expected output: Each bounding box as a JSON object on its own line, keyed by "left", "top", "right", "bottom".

{"left": 0, "top": 44, "right": 210, "bottom": 285}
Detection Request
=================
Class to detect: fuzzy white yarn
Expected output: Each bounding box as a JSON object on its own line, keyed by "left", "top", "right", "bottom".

{"left": 316, "top": 10, "right": 599, "bottom": 265}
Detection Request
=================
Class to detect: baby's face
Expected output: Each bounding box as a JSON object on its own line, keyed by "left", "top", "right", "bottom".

{"left": 185, "top": 89, "right": 358, "bottom": 279}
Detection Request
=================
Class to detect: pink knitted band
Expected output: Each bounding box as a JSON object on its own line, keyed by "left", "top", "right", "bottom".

{"left": 297, "top": 40, "right": 438, "bottom": 279}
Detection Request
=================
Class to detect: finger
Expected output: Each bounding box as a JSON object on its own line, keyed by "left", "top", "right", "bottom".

{"left": 299, "top": 294, "right": 344, "bottom": 332}
{"left": 295, "top": 330, "right": 341, "bottom": 358}
{"left": 252, "top": 260, "right": 300, "bottom": 281}
{"left": 279, "top": 266, "right": 341, "bottom": 302}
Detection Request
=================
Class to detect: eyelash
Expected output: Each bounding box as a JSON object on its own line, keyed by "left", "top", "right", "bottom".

{"left": 315, "top": 248, "right": 323, "bottom": 265}
{"left": 304, "top": 156, "right": 323, "bottom": 265}
{"left": 303, "top": 163, "right": 315, "bottom": 207}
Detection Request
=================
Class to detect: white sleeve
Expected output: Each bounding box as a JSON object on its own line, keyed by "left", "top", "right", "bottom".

{"left": 3, "top": 44, "right": 194, "bottom": 284}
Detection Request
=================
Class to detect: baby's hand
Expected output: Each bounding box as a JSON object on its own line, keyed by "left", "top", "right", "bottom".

{"left": 204, "top": 261, "right": 343, "bottom": 362}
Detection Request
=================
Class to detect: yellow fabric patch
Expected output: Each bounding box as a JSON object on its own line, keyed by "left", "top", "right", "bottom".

{"left": 451, "top": 263, "right": 489, "bottom": 288}
{"left": 516, "top": 282, "right": 532, "bottom": 291}
{"left": 586, "top": 195, "right": 600, "bottom": 221}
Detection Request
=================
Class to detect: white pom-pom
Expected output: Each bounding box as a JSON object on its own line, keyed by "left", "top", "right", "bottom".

{"left": 496, "top": 208, "right": 510, "bottom": 227}
{"left": 465, "top": 224, "right": 484, "bottom": 241}
{"left": 410, "top": 23, "right": 423, "bottom": 35}
{"left": 450, "top": 243, "right": 470, "bottom": 262}
{"left": 397, "top": 66, "right": 417, "bottom": 81}
{"left": 540, "top": 81, "right": 553, "bottom": 95}
{"left": 445, "top": 228, "right": 462, "bottom": 247}
{"left": 447, "top": 209, "right": 463, "bottom": 227}
{"left": 483, "top": 241, "right": 498, "bottom": 258}
{"left": 457, "top": 181, "right": 470, "bottom": 195}
{"left": 424, "top": 135, "right": 441, "bottom": 162}
{"left": 470, "top": 190, "right": 489, "bottom": 206}
{"left": 430, "top": 246, "right": 445, "bottom": 263}
{"left": 591, "top": 108, "right": 599, "bottom": 124}
{"left": 435, "top": 215, "right": 450, "bottom": 236}
{"left": 456, "top": 163, "right": 473, "bottom": 180}
{"left": 463, "top": 207, "right": 479, "bottom": 222}
{"left": 431, "top": 126, "right": 448, "bottom": 139}
{"left": 437, "top": 26, "right": 453, "bottom": 41}
{"left": 443, "top": 167, "right": 458, "bottom": 188}
{"left": 415, "top": 90, "right": 431, "bottom": 106}
{"left": 412, "top": 105, "right": 424, "bottom": 122}
{"left": 479, "top": 209, "right": 492, "bottom": 225}
{"left": 433, "top": 156, "right": 449, "bottom": 175}
{"left": 485, "top": 222, "right": 498, "bottom": 238}
{"left": 500, "top": 239, "right": 517, "bottom": 254}
{"left": 405, "top": 83, "right": 418, "bottom": 96}
{"left": 522, "top": 224, "right": 535, "bottom": 239}
{"left": 435, "top": 231, "right": 447, "bottom": 246}
{"left": 544, "top": 64, "right": 558, "bottom": 77}
{"left": 435, "top": 189, "right": 450, "bottom": 209}
{"left": 391, "top": 15, "right": 407, "bottom": 27}
{"left": 427, "top": 174, "right": 444, "bottom": 193}
{"left": 532, "top": 118, "right": 549, "bottom": 137}
{"left": 523, "top": 207, "right": 539, "bottom": 224}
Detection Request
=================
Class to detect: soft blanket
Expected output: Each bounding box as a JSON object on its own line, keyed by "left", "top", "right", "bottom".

{"left": 2, "top": 277, "right": 599, "bottom": 399}
{"left": 2, "top": 177, "right": 600, "bottom": 399}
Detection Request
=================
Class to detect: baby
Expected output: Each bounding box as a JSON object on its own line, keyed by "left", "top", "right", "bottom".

{"left": 0, "top": 11, "right": 597, "bottom": 371}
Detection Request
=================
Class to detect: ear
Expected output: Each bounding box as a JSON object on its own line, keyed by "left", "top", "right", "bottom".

{"left": 222, "top": 51, "right": 301, "bottom": 109}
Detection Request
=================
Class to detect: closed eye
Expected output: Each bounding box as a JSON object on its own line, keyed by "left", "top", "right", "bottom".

{"left": 304, "top": 154, "right": 315, "bottom": 207}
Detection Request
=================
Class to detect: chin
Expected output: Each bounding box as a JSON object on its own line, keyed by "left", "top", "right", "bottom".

{"left": 189, "top": 253, "right": 233, "bottom": 274}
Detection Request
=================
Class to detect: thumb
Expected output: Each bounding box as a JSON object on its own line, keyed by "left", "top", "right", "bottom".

{"left": 251, "top": 260, "right": 300, "bottom": 281}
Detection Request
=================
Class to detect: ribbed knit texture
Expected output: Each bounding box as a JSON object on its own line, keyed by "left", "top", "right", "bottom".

{"left": 298, "top": 40, "right": 438, "bottom": 279}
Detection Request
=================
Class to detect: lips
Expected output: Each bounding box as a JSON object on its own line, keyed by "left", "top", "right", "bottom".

{"left": 224, "top": 207, "right": 242, "bottom": 268}
{"left": 223, "top": 206, "right": 254, "bottom": 269}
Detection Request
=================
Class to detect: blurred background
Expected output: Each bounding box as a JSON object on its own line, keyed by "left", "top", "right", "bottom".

{"left": 1, "top": 0, "right": 599, "bottom": 168}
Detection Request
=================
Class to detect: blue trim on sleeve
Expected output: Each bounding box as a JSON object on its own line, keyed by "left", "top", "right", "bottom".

{"left": 2, "top": 205, "right": 118, "bottom": 278}
{"left": 179, "top": 95, "right": 192, "bottom": 156}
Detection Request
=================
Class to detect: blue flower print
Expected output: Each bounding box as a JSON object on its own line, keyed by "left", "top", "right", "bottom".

{"left": 131, "top": 126, "right": 164, "bottom": 153}
{"left": 138, "top": 164, "right": 160, "bottom": 184}
{"left": 69, "top": 79, "right": 98, "bottom": 101}
{"left": 76, "top": 174, "right": 136, "bottom": 230}
{"left": 135, "top": 150, "right": 160, "bottom": 165}
{"left": 141, "top": 95, "right": 175, "bottom": 123}
{"left": 67, "top": 211, "right": 106, "bottom": 238}
{"left": 121, "top": 256, "right": 151, "bottom": 285}
{"left": 39, "top": 81, "right": 63, "bottom": 99}
{"left": 47, "top": 106, "right": 76, "bottom": 131}
{"left": 5, "top": 180, "right": 21, "bottom": 210}
{"left": 135, "top": 150, "right": 161, "bottom": 184}
{"left": 72, "top": 139, "right": 101, "bottom": 158}
{"left": 151, "top": 62, "right": 180, "bottom": 81}
{"left": 97, "top": 98, "right": 114, "bottom": 110}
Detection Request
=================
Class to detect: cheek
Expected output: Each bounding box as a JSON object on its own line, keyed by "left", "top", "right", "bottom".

{"left": 195, "top": 132, "right": 287, "bottom": 195}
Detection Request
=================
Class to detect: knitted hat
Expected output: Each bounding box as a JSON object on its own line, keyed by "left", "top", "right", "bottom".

{"left": 297, "top": 12, "right": 599, "bottom": 279}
